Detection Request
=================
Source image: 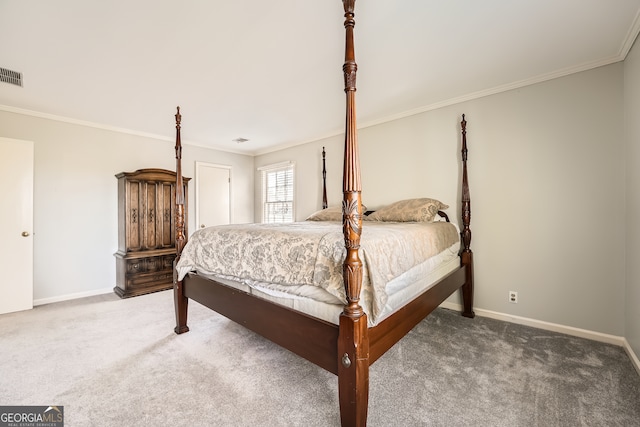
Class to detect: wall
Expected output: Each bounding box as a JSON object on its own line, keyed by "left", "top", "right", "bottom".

{"left": 625, "top": 37, "right": 640, "bottom": 359}
{"left": 256, "top": 63, "right": 626, "bottom": 336}
{"left": 0, "top": 110, "right": 254, "bottom": 301}
{"left": 1, "top": 59, "right": 631, "bottom": 342}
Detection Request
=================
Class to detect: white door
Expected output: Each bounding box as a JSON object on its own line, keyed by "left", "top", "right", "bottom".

{"left": 0, "top": 138, "right": 34, "bottom": 314}
{"left": 195, "top": 162, "right": 231, "bottom": 229}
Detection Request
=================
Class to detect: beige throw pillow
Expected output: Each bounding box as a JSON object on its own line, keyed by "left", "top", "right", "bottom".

{"left": 306, "top": 204, "right": 367, "bottom": 221}
{"left": 366, "top": 198, "right": 448, "bottom": 222}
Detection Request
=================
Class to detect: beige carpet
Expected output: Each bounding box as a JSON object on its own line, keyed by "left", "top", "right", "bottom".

{"left": 1, "top": 290, "right": 639, "bottom": 426}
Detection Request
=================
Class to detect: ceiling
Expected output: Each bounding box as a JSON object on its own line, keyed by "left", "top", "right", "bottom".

{"left": 1, "top": 1, "right": 640, "bottom": 155}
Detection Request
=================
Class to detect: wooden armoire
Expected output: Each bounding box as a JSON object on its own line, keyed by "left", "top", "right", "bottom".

{"left": 114, "top": 168, "right": 190, "bottom": 298}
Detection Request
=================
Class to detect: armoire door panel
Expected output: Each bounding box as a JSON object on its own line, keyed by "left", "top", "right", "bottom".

{"left": 127, "top": 181, "right": 141, "bottom": 251}
{"left": 160, "top": 182, "right": 173, "bottom": 248}
{"left": 144, "top": 181, "right": 157, "bottom": 250}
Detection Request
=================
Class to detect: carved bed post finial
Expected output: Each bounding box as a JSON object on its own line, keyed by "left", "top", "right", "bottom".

{"left": 322, "top": 147, "right": 328, "bottom": 209}
{"left": 343, "top": 0, "right": 357, "bottom": 95}
{"left": 175, "top": 106, "right": 186, "bottom": 256}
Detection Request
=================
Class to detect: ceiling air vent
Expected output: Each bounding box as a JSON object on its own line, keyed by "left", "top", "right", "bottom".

{"left": 0, "top": 67, "right": 23, "bottom": 87}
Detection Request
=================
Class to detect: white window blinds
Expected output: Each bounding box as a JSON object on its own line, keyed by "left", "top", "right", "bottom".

{"left": 260, "top": 162, "right": 294, "bottom": 223}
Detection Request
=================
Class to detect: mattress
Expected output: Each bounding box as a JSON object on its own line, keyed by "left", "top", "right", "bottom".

{"left": 176, "top": 220, "right": 461, "bottom": 326}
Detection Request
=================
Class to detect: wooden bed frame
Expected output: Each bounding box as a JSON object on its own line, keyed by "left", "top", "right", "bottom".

{"left": 172, "top": 2, "right": 474, "bottom": 425}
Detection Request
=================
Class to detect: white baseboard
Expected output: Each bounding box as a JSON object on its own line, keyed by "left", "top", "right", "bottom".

{"left": 33, "top": 287, "right": 114, "bottom": 306}
{"left": 439, "top": 301, "right": 640, "bottom": 376}
{"left": 623, "top": 340, "right": 640, "bottom": 377}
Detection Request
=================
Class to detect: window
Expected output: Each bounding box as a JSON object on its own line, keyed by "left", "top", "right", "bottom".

{"left": 259, "top": 162, "right": 295, "bottom": 223}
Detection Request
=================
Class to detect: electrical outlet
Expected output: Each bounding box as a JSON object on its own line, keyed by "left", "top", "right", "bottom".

{"left": 509, "top": 291, "right": 518, "bottom": 304}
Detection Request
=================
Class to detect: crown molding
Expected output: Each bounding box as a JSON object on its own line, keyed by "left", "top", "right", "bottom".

{"left": 0, "top": 104, "right": 249, "bottom": 156}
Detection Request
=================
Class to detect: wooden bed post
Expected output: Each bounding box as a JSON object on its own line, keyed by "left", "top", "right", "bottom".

{"left": 174, "top": 106, "right": 190, "bottom": 334}
{"left": 338, "top": 1, "right": 369, "bottom": 426}
{"left": 460, "top": 114, "right": 475, "bottom": 319}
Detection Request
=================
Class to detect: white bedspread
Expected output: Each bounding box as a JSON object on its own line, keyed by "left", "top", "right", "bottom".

{"left": 176, "top": 220, "right": 460, "bottom": 321}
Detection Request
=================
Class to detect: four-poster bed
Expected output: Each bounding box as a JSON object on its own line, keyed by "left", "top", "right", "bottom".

{"left": 172, "top": 1, "right": 474, "bottom": 425}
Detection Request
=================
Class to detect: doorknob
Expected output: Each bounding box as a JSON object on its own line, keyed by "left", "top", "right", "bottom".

{"left": 200, "top": 224, "right": 205, "bottom": 228}
{"left": 21, "top": 231, "right": 30, "bottom": 237}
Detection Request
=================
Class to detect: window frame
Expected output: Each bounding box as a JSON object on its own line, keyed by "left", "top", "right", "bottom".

{"left": 258, "top": 161, "right": 295, "bottom": 223}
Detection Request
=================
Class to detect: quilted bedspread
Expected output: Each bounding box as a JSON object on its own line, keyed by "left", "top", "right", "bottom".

{"left": 176, "top": 220, "right": 459, "bottom": 319}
